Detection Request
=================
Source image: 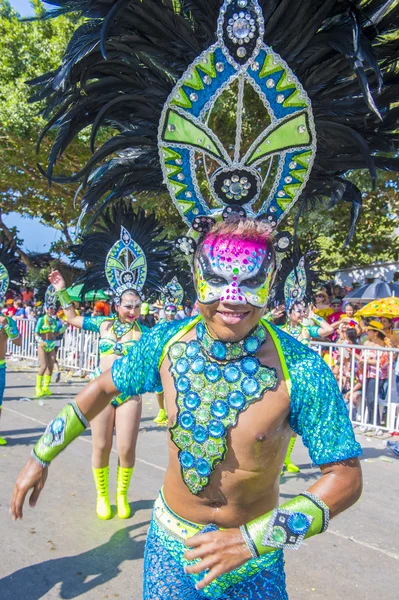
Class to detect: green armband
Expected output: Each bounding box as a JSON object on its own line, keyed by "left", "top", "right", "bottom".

{"left": 240, "top": 492, "right": 330, "bottom": 558}
{"left": 31, "top": 401, "right": 89, "bottom": 467}
{"left": 311, "top": 315, "right": 324, "bottom": 326}
{"left": 4, "top": 317, "right": 19, "bottom": 340}
{"left": 263, "top": 311, "right": 273, "bottom": 321}
{"left": 57, "top": 288, "right": 73, "bottom": 309}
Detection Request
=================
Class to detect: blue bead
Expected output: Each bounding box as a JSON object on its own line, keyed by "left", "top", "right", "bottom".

{"left": 210, "top": 341, "right": 227, "bottom": 360}
{"left": 223, "top": 364, "right": 240, "bottom": 383}
{"left": 196, "top": 458, "right": 211, "bottom": 477}
{"left": 241, "top": 356, "right": 259, "bottom": 375}
{"left": 209, "top": 419, "right": 225, "bottom": 438}
{"left": 204, "top": 363, "right": 221, "bottom": 382}
{"left": 180, "top": 451, "right": 194, "bottom": 469}
{"left": 179, "top": 411, "right": 195, "bottom": 430}
{"left": 197, "top": 322, "right": 205, "bottom": 340}
{"left": 176, "top": 357, "right": 190, "bottom": 375}
{"left": 287, "top": 512, "right": 310, "bottom": 535}
{"left": 176, "top": 376, "right": 191, "bottom": 393}
{"left": 241, "top": 377, "right": 260, "bottom": 395}
{"left": 186, "top": 341, "right": 200, "bottom": 358}
{"left": 244, "top": 336, "right": 260, "bottom": 354}
{"left": 193, "top": 425, "right": 209, "bottom": 443}
{"left": 184, "top": 392, "right": 201, "bottom": 410}
{"left": 227, "top": 391, "right": 246, "bottom": 410}
{"left": 210, "top": 400, "right": 229, "bottom": 419}
{"left": 191, "top": 357, "right": 205, "bottom": 374}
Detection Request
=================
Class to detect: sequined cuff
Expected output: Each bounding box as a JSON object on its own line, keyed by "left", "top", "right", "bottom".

{"left": 57, "top": 288, "right": 73, "bottom": 309}
{"left": 33, "top": 401, "right": 88, "bottom": 465}
{"left": 239, "top": 525, "right": 259, "bottom": 559}
{"left": 31, "top": 449, "right": 50, "bottom": 468}
{"left": 244, "top": 493, "right": 330, "bottom": 555}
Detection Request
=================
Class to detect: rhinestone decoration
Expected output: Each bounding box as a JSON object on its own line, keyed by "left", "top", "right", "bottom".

{"left": 237, "top": 46, "right": 247, "bottom": 57}
{"left": 169, "top": 319, "right": 277, "bottom": 494}
{"left": 262, "top": 508, "right": 313, "bottom": 550}
{"left": 221, "top": 175, "right": 252, "bottom": 202}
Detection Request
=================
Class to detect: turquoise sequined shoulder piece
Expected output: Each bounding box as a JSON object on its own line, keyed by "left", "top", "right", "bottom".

{"left": 112, "top": 318, "right": 197, "bottom": 397}
{"left": 269, "top": 324, "right": 362, "bottom": 465}
{"left": 82, "top": 315, "right": 111, "bottom": 333}
{"left": 169, "top": 331, "right": 278, "bottom": 495}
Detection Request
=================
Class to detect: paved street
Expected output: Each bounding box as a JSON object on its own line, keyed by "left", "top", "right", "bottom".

{"left": 0, "top": 359, "right": 397, "bottom": 600}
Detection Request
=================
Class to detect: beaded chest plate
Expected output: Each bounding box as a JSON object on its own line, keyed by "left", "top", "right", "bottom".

{"left": 168, "top": 324, "right": 278, "bottom": 494}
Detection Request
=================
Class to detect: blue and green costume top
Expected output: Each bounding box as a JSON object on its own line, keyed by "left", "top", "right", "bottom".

{"left": 83, "top": 315, "right": 149, "bottom": 406}
{"left": 111, "top": 315, "right": 361, "bottom": 599}
{"left": 35, "top": 315, "right": 66, "bottom": 353}
{"left": 0, "top": 316, "right": 20, "bottom": 407}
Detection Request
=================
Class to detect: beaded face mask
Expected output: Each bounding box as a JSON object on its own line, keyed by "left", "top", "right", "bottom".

{"left": 194, "top": 233, "right": 274, "bottom": 307}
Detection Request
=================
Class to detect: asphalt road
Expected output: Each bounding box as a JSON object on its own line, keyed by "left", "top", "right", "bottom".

{"left": 0, "top": 358, "right": 397, "bottom": 600}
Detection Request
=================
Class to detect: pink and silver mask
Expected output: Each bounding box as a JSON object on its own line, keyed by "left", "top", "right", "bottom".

{"left": 194, "top": 234, "right": 275, "bottom": 308}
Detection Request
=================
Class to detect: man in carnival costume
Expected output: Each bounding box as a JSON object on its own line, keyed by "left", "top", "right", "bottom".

{"left": 11, "top": 1, "right": 399, "bottom": 598}
{"left": 0, "top": 235, "right": 23, "bottom": 445}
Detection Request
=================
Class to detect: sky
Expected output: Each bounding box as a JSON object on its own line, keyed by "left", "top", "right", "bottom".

{"left": 7, "top": 2, "right": 65, "bottom": 253}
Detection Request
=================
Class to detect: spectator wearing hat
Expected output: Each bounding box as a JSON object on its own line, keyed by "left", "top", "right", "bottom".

{"left": 313, "top": 290, "right": 333, "bottom": 320}
{"left": 359, "top": 321, "right": 389, "bottom": 429}
{"left": 3, "top": 299, "right": 16, "bottom": 317}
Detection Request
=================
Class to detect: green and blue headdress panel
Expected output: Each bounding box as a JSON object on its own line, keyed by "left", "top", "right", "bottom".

{"left": 0, "top": 261, "right": 10, "bottom": 304}
{"left": 105, "top": 226, "right": 147, "bottom": 302}
{"left": 159, "top": 0, "right": 316, "bottom": 235}
{"left": 161, "top": 276, "right": 184, "bottom": 307}
{"left": 45, "top": 284, "right": 58, "bottom": 309}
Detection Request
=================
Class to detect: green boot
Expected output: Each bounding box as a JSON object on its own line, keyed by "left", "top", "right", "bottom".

{"left": 154, "top": 408, "right": 167, "bottom": 425}
{"left": 116, "top": 466, "right": 133, "bottom": 519}
{"left": 92, "top": 467, "right": 112, "bottom": 520}
{"left": 284, "top": 436, "right": 300, "bottom": 474}
{"left": 42, "top": 374, "right": 52, "bottom": 396}
{"left": 35, "top": 375, "right": 44, "bottom": 398}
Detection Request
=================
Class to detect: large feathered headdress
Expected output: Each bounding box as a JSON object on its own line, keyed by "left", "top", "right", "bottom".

{"left": 70, "top": 200, "right": 171, "bottom": 301}
{"left": 0, "top": 234, "right": 26, "bottom": 302}
{"left": 31, "top": 1, "right": 399, "bottom": 251}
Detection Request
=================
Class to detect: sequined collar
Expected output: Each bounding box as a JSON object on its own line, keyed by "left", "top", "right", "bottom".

{"left": 112, "top": 319, "right": 137, "bottom": 339}
{"left": 196, "top": 319, "right": 267, "bottom": 362}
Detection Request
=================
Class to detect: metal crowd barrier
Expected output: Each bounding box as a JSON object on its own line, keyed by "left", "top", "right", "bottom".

{"left": 310, "top": 340, "right": 399, "bottom": 433}
{"left": 7, "top": 319, "right": 99, "bottom": 374}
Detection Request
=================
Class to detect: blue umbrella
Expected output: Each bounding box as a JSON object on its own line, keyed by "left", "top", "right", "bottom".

{"left": 344, "top": 279, "right": 399, "bottom": 302}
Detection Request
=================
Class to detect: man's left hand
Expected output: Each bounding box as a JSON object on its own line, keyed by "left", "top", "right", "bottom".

{"left": 184, "top": 528, "right": 251, "bottom": 590}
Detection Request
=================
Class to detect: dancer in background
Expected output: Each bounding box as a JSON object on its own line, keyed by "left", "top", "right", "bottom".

{"left": 0, "top": 236, "right": 24, "bottom": 444}
{"left": 49, "top": 201, "right": 170, "bottom": 520}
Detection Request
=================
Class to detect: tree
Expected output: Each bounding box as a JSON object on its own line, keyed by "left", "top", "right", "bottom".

{"left": 294, "top": 170, "right": 399, "bottom": 274}
{"left": 0, "top": 0, "right": 87, "bottom": 257}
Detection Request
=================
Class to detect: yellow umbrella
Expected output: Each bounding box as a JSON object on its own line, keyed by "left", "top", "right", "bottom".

{"left": 357, "top": 297, "right": 399, "bottom": 318}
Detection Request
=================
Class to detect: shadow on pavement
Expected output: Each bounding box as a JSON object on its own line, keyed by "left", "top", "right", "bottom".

{"left": 0, "top": 518, "right": 150, "bottom": 600}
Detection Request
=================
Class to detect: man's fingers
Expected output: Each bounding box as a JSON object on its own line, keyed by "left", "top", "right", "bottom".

{"left": 184, "top": 543, "right": 214, "bottom": 561}
{"left": 29, "top": 483, "right": 42, "bottom": 507}
{"left": 185, "top": 533, "right": 211, "bottom": 547}
{"left": 185, "top": 556, "right": 218, "bottom": 575}
{"left": 195, "top": 565, "right": 224, "bottom": 590}
{"left": 10, "top": 484, "right": 28, "bottom": 520}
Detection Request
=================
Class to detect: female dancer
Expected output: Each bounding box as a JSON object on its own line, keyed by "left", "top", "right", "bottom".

{"left": 50, "top": 203, "right": 169, "bottom": 520}
{"left": 35, "top": 291, "right": 66, "bottom": 398}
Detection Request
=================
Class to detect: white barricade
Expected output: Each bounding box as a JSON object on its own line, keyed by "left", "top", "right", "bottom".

{"left": 310, "top": 340, "right": 399, "bottom": 433}
{"left": 6, "top": 319, "right": 99, "bottom": 374}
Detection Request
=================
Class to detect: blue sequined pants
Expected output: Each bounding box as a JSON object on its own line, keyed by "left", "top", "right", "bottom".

{"left": 0, "top": 363, "right": 6, "bottom": 408}
{"left": 143, "top": 492, "right": 288, "bottom": 599}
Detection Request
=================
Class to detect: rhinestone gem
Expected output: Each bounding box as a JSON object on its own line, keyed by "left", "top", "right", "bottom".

{"left": 175, "top": 159, "right": 183, "bottom": 165}
{"left": 238, "top": 0, "right": 247, "bottom": 7}
{"left": 285, "top": 176, "right": 293, "bottom": 183}
{"left": 237, "top": 46, "right": 247, "bottom": 58}
{"left": 271, "top": 526, "right": 287, "bottom": 544}
{"left": 216, "top": 62, "right": 225, "bottom": 72}
{"left": 186, "top": 192, "right": 192, "bottom": 198}
{"left": 298, "top": 125, "right": 306, "bottom": 133}
{"left": 177, "top": 173, "right": 185, "bottom": 181}
{"left": 168, "top": 124, "right": 176, "bottom": 132}
{"left": 203, "top": 75, "right": 212, "bottom": 85}
{"left": 270, "top": 206, "right": 277, "bottom": 213}
{"left": 266, "top": 79, "right": 275, "bottom": 88}
{"left": 190, "top": 93, "right": 198, "bottom": 102}
{"left": 278, "top": 190, "right": 285, "bottom": 197}
{"left": 289, "top": 161, "right": 297, "bottom": 169}
{"left": 251, "top": 61, "right": 260, "bottom": 71}
{"left": 232, "top": 17, "right": 251, "bottom": 39}
{"left": 277, "top": 94, "right": 285, "bottom": 104}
